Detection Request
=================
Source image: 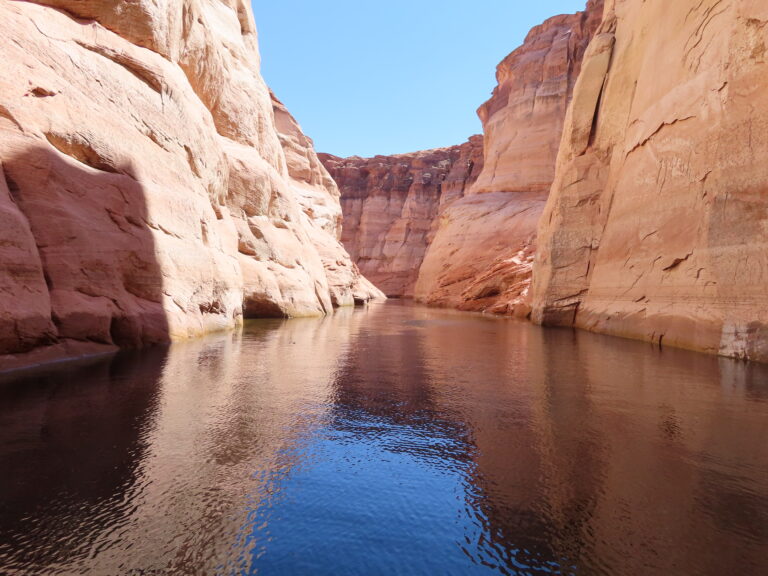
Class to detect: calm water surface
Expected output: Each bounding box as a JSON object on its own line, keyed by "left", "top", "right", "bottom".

{"left": 1, "top": 301, "right": 767, "bottom": 575}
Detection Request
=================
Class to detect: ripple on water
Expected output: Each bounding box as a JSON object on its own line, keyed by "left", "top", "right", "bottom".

{"left": 0, "top": 302, "right": 767, "bottom": 575}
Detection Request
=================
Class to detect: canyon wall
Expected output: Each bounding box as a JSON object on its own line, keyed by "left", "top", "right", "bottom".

{"left": 532, "top": 0, "right": 768, "bottom": 362}
{"left": 326, "top": 1, "right": 603, "bottom": 314}
{"left": 319, "top": 137, "right": 483, "bottom": 297}
{"left": 415, "top": 0, "right": 603, "bottom": 315}
{"left": 0, "top": 0, "right": 381, "bottom": 371}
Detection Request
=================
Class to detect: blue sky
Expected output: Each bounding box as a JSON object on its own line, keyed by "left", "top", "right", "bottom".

{"left": 252, "top": 1, "right": 587, "bottom": 157}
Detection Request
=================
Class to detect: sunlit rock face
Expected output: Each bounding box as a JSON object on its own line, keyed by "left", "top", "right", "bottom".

{"left": 320, "top": 137, "right": 484, "bottom": 298}
{"left": 0, "top": 0, "right": 381, "bottom": 370}
{"left": 327, "top": 1, "right": 602, "bottom": 312}
{"left": 531, "top": 0, "right": 768, "bottom": 362}
{"left": 414, "top": 0, "right": 603, "bottom": 314}
{"left": 414, "top": 192, "right": 544, "bottom": 316}
{"left": 473, "top": 0, "right": 605, "bottom": 197}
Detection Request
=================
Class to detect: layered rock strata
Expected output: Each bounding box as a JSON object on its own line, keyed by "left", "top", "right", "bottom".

{"left": 320, "top": 137, "right": 483, "bottom": 297}
{"left": 414, "top": 192, "right": 544, "bottom": 316}
{"left": 532, "top": 0, "right": 768, "bottom": 362}
{"left": 0, "top": 0, "right": 381, "bottom": 371}
{"left": 327, "top": 2, "right": 603, "bottom": 313}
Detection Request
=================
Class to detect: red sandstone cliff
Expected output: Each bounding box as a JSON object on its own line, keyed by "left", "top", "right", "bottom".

{"left": 0, "top": 0, "right": 381, "bottom": 370}
{"left": 414, "top": 0, "right": 603, "bottom": 314}
{"left": 532, "top": 0, "right": 768, "bottom": 362}
{"left": 319, "top": 137, "right": 483, "bottom": 297}
{"left": 326, "top": 2, "right": 603, "bottom": 313}
{"left": 473, "top": 0, "right": 604, "bottom": 196}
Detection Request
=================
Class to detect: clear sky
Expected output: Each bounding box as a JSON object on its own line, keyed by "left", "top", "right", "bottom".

{"left": 252, "top": 1, "right": 587, "bottom": 158}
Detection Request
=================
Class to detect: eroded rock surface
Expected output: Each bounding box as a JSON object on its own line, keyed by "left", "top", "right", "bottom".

{"left": 0, "top": 0, "right": 381, "bottom": 370}
{"left": 326, "top": 2, "right": 602, "bottom": 311}
{"left": 414, "top": 192, "right": 544, "bottom": 316}
{"left": 320, "top": 137, "right": 483, "bottom": 297}
{"left": 532, "top": 0, "right": 768, "bottom": 362}
{"left": 472, "top": 0, "right": 604, "bottom": 196}
{"left": 414, "top": 0, "right": 603, "bottom": 314}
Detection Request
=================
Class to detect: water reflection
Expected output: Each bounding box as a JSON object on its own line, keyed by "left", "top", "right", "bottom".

{"left": 0, "top": 349, "right": 166, "bottom": 573}
{"left": 0, "top": 302, "right": 766, "bottom": 575}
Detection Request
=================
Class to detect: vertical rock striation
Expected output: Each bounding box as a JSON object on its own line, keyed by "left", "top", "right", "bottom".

{"left": 319, "top": 137, "right": 483, "bottom": 297}
{"left": 0, "top": 0, "right": 381, "bottom": 370}
{"left": 414, "top": 0, "right": 604, "bottom": 315}
{"left": 532, "top": 0, "right": 768, "bottom": 362}
{"left": 326, "top": 1, "right": 603, "bottom": 312}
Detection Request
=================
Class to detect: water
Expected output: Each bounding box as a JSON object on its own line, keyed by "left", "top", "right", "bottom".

{"left": 1, "top": 301, "right": 767, "bottom": 575}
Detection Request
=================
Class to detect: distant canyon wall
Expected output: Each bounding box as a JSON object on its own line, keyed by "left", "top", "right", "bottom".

{"left": 319, "top": 137, "right": 483, "bottom": 297}
{"left": 531, "top": 0, "right": 768, "bottom": 362}
{"left": 415, "top": 1, "right": 603, "bottom": 315}
{"left": 0, "top": 0, "right": 381, "bottom": 370}
{"left": 328, "top": 0, "right": 603, "bottom": 315}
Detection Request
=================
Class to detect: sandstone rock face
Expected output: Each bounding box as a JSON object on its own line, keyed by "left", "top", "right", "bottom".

{"left": 532, "top": 0, "right": 768, "bottom": 362}
{"left": 320, "top": 137, "right": 483, "bottom": 297}
{"left": 413, "top": 1, "right": 603, "bottom": 314}
{"left": 414, "top": 192, "right": 544, "bottom": 316}
{"left": 0, "top": 0, "right": 380, "bottom": 370}
{"left": 472, "top": 0, "right": 604, "bottom": 196}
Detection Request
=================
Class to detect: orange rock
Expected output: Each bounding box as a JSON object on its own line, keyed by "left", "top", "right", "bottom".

{"left": 414, "top": 1, "right": 603, "bottom": 314}
{"left": 473, "top": 0, "right": 604, "bottom": 196}
{"left": 325, "top": 2, "right": 602, "bottom": 313}
{"left": 532, "top": 0, "right": 768, "bottom": 362}
{"left": 415, "top": 192, "right": 544, "bottom": 315}
{"left": 320, "top": 137, "right": 483, "bottom": 297}
{"left": 0, "top": 1, "right": 380, "bottom": 370}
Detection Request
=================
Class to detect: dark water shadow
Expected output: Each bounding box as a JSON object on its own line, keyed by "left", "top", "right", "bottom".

{"left": 0, "top": 347, "right": 167, "bottom": 573}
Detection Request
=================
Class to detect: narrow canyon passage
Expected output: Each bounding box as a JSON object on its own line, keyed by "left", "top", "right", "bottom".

{"left": 2, "top": 1, "right": 768, "bottom": 574}
{"left": 1, "top": 302, "right": 766, "bottom": 575}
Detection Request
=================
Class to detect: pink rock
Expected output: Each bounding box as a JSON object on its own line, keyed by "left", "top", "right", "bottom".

{"left": 0, "top": 0, "right": 380, "bottom": 370}
{"left": 532, "top": 0, "right": 768, "bottom": 363}
{"left": 325, "top": 2, "right": 602, "bottom": 314}
{"left": 320, "top": 138, "right": 483, "bottom": 298}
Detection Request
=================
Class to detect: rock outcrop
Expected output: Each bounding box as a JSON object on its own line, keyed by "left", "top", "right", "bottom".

{"left": 472, "top": 0, "right": 605, "bottom": 196}
{"left": 532, "top": 0, "right": 768, "bottom": 362}
{"left": 0, "top": 0, "right": 381, "bottom": 371}
{"left": 413, "top": 0, "right": 603, "bottom": 315}
{"left": 320, "top": 137, "right": 483, "bottom": 297}
{"left": 325, "top": 2, "right": 603, "bottom": 313}
{"left": 414, "top": 192, "right": 544, "bottom": 316}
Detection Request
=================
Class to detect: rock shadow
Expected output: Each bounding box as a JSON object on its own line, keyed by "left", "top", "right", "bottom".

{"left": 0, "top": 143, "right": 170, "bottom": 370}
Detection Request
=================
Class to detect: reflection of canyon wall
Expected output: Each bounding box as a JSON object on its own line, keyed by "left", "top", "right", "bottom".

{"left": 404, "top": 306, "right": 768, "bottom": 575}
{"left": 94, "top": 313, "right": 368, "bottom": 574}
{"left": 0, "top": 350, "right": 167, "bottom": 574}
{"left": 3, "top": 304, "right": 766, "bottom": 574}
{"left": 326, "top": 1, "right": 602, "bottom": 313}
{"left": 309, "top": 302, "right": 768, "bottom": 574}
{"left": 532, "top": 0, "right": 768, "bottom": 362}
{"left": 0, "top": 309, "right": 369, "bottom": 574}
{"left": 0, "top": 0, "right": 381, "bottom": 371}
{"left": 520, "top": 328, "right": 768, "bottom": 576}
{"left": 319, "top": 137, "right": 483, "bottom": 297}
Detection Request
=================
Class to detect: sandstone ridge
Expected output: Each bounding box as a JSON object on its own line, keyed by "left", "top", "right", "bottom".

{"left": 0, "top": 0, "right": 382, "bottom": 371}
{"left": 320, "top": 137, "right": 483, "bottom": 298}
{"left": 329, "top": 0, "right": 603, "bottom": 316}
